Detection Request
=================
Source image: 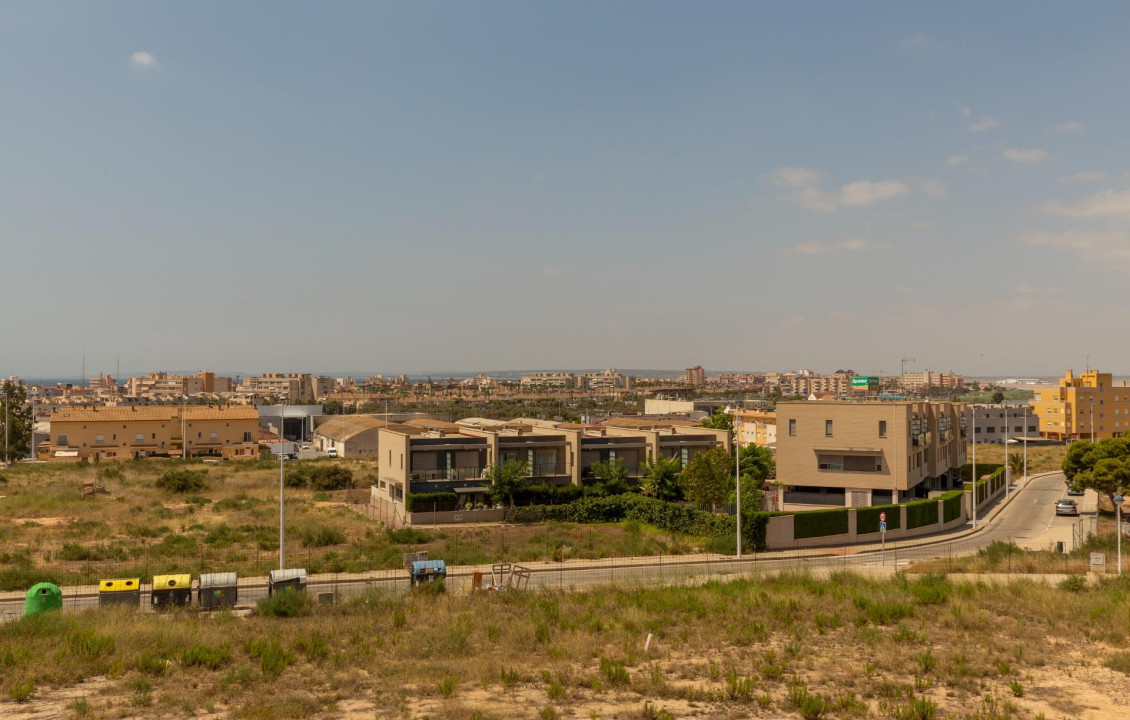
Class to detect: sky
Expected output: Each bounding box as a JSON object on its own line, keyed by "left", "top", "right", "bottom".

{"left": 3, "top": 2, "right": 1130, "bottom": 378}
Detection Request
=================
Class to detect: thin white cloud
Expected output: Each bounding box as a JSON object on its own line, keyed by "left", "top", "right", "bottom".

{"left": 1002, "top": 148, "right": 1047, "bottom": 164}
{"left": 901, "top": 32, "right": 933, "bottom": 47}
{"left": 919, "top": 179, "right": 949, "bottom": 199}
{"left": 1055, "top": 121, "right": 1083, "bottom": 134}
{"left": 1040, "top": 187, "right": 1130, "bottom": 218}
{"left": 969, "top": 116, "right": 999, "bottom": 132}
{"left": 1068, "top": 172, "right": 1108, "bottom": 182}
{"left": 1019, "top": 229, "right": 1130, "bottom": 273}
{"left": 839, "top": 180, "right": 910, "bottom": 207}
{"left": 766, "top": 166, "right": 824, "bottom": 188}
{"left": 946, "top": 155, "right": 968, "bottom": 169}
{"left": 785, "top": 177, "right": 911, "bottom": 212}
{"left": 783, "top": 239, "right": 892, "bottom": 256}
{"left": 129, "top": 51, "right": 159, "bottom": 70}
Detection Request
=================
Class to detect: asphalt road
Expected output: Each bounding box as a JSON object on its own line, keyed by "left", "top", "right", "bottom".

{"left": 0, "top": 472, "right": 1088, "bottom": 618}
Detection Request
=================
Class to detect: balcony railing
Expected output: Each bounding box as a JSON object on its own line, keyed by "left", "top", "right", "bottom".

{"left": 529, "top": 462, "right": 571, "bottom": 477}
{"left": 411, "top": 467, "right": 484, "bottom": 482}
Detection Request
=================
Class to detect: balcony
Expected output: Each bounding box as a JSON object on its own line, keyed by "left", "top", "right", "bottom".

{"left": 528, "top": 462, "right": 571, "bottom": 478}
{"left": 411, "top": 467, "right": 484, "bottom": 482}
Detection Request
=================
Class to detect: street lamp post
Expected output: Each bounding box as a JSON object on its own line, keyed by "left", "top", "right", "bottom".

{"left": 1003, "top": 403, "right": 1009, "bottom": 500}
{"left": 279, "top": 402, "right": 286, "bottom": 571}
{"left": 735, "top": 428, "right": 741, "bottom": 558}
{"left": 971, "top": 405, "right": 977, "bottom": 529}
{"left": 1117, "top": 494, "right": 1123, "bottom": 576}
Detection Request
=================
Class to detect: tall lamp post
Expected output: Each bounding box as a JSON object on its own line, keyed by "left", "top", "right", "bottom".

{"left": 1003, "top": 403, "right": 1009, "bottom": 500}
{"left": 279, "top": 401, "right": 286, "bottom": 571}
{"left": 735, "top": 424, "right": 741, "bottom": 558}
{"left": 1116, "top": 494, "right": 1123, "bottom": 576}
{"left": 971, "top": 404, "right": 977, "bottom": 529}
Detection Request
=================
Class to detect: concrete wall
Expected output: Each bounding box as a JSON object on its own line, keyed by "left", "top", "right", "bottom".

{"left": 406, "top": 508, "right": 507, "bottom": 525}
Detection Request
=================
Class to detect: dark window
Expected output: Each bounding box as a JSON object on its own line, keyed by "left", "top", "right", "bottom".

{"left": 825, "top": 420, "right": 833, "bottom": 437}
{"left": 879, "top": 420, "right": 887, "bottom": 438}
{"left": 788, "top": 419, "right": 796, "bottom": 436}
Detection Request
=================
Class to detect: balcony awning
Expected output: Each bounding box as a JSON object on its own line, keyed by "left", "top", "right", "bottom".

{"left": 812, "top": 446, "right": 883, "bottom": 455}
{"left": 453, "top": 486, "right": 489, "bottom": 494}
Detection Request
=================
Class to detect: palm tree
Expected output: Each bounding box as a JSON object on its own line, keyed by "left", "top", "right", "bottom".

{"left": 1007, "top": 452, "right": 1024, "bottom": 480}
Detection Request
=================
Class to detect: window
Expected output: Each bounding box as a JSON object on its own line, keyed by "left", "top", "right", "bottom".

{"left": 788, "top": 419, "right": 796, "bottom": 436}
{"left": 817, "top": 454, "right": 844, "bottom": 471}
{"left": 95, "top": 434, "right": 104, "bottom": 444}
{"left": 243, "top": 432, "right": 253, "bottom": 442}
{"left": 135, "top": 433, "right": 144, "bottom": 442}
{"left": 879, "top": 420, "right": 887, "bottom": 438}
{"left": 57, "top": 435, "right": 68, "bottom": 446}
{"left": 209, "top": 433, "right": 218, "bottom": 442}
{"left": 825, "top": 420, "right": 833, "bottom": 437}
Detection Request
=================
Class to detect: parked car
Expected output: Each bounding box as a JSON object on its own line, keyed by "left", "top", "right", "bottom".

{"left": 1055, "top": 499, "right": 1079, "bottom": 516}
{"left": 326, "top": 448, "right": 338, "bottom": 458}
{"left": 1066, "top": 486, "right": 1085, "bottom": 496}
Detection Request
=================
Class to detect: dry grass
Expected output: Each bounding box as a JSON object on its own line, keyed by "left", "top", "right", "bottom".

{"left": 969, "top": 443, "right": 1067, "bottom": 476}
{"left": 0, "top": 461, "right": 704, "bottom": 589}
{"left": 1, "top": 570, "right": 1129, "bottom": 718}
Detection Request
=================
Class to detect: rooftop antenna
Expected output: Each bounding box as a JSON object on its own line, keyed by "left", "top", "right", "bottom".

{"left": 1086, "top": 354, "right": 1090, "bottom": 373}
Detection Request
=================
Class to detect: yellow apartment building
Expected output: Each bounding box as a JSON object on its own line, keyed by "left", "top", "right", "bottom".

{"left": 732, "top": 410, "right": 777, "bottom": 449}
{"left": 1030, "top": 369, "right": 1130, "bottom": 441}
{"left": 46, "top": 406, "right": 259, "bottom": 461}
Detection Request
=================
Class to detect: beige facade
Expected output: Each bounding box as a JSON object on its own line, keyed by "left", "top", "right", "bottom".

{"left": 775, "top": 401, "right": 966, "bottom": 507}
{"left": 684, "top": 366, "right": 705, "bottom": 385}
{"left": 239, "top": 373, "right": 315, "bottom": 403}
{"left": 46, "top": 406, "right": 259, "bottom": 462}
{"left": 900, "top": 370, "right": 964, "bottom": 391}
{"left": 313, "top": 416, "right": 393, "bottom": 457}
{"left": 1030, "top": 369, "right": 1130, "bottom": 441}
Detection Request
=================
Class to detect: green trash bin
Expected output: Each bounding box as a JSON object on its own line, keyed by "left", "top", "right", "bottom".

{"left": 24, "top": 583, "right": 63, "bottom": 617}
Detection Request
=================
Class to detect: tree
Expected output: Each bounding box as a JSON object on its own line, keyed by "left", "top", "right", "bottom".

{"left": 991, "top": 391, "right": 1005, "bottom": 404}
{"left": 1062, "top": 437, "right": 1130, "bottom": 508}
{"left": 0, "top": 381, "right": 33, "bottom": 462}
{"left": 728, "top": 444, "right": 775, "bottom": 509}
{"left": 680, "top": 447, "right": 733, "bottom": 511}
{"left": 638, "top": 456, "right": 682, "bottom": 501}
{"left": 486, "top": 459, "right": 529, "bottom": 507}
{"left": 701, "top": 409, "right": 733, "bottom": 434}
{"left": 970, "top": 381, "right": 981, "bottom": 392}
{"left": 1007, "top": 452, "right": 1024, "bottom": 479}
{"left": 589, "top": 457, "right": 631, "bottom": 497}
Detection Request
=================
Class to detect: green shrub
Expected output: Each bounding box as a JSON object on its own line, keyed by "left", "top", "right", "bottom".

{"left": 386, "top": 527, "right": 433, "bottom": 544}
{"left": 155, "top": 469, "right": 207, "bottom": 494}
{"left": 134, "top": 652, "right": 167, "bottom": 676}
{"left": 293, "top": 631, "right": 329, "bottom": 662}
{"left": 909, "top": 573, "right": 950, "bottom": 605}
{"left": 1058, "top": 574, "right": 1087, "bottom": 593}
{"left": 245, "top": 637, "right": 294, "bottom": 677}
{"left": 257, "top": 589, "right": 312, "bottom": 618}
{"left": 66, "top": 628, "right": 115, "bottom": 659}
{"left": 406, "top": 492, "right": 459, "bottom": 513}
{"left": 8, "top": 678, "right": 34, "bottom": 703}
{"left": 904, "top": 498, "right": 939, "bottom": 530}
{"left": 309, "top": 465, "right": 353, "bottom": 491}
{"left": 793, "top": 508, "right": 849, "bottom": 540}
{"left": 58, "top": 543, "right": 103, "bottom": 561}
{"left": 1105, "top": 651, "right": 1130, "bottom": 675}
{"left": 181, "top": 644, "right": 231, "bottom": 670}
{"left": 857, "top": 504, "right": 901, "bottom": 535}
{"left": 599, "top": 657, "right": 630, "bottom": 686}
{"left": 513, "top": 483, "right": 584, "bottom": 506}
{"left": 298, "top": 524, "right": 345, "bottom": 548}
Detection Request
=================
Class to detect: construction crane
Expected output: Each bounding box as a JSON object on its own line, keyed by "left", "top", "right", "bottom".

{"left": 900, "top": 356, "right": 916, "bottom": 390}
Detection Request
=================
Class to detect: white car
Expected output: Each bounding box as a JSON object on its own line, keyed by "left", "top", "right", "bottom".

{"left": 326, "top": 448, "right": 338, "bottom": 458}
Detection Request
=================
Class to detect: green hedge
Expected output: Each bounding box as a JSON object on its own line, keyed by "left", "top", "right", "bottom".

{"left": 942, "top": 489, "right": 964, "bottom": 523}
{"left": 513, "top": 483, "right": 585, "bottom": 506}
{"left": 856, "top": 503, "right": 901, "bottom": 535}
{"left": 905, "top": 497, "right": 940, "bottom": 529}
{"left": 527, "top": 494, "right": 782, "bottom": 552}
{"left": 959, "top": 462, "right": 1003, "bottom": 483}
{"left": 793, "top": 508, "right": 850, "bottom": 540}
{"left": 405, "top": 492, "right": 458, "bottom": 513}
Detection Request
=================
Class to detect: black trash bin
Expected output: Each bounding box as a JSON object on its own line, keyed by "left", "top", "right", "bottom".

{"left": 268, "top": 568, "right": 307, "bottom": 596}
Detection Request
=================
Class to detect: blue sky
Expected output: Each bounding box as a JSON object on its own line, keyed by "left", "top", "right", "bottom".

{"left": 3, "top": 2, "right": 1129, "bottom": 378}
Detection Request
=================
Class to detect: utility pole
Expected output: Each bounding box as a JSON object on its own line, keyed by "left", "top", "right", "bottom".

{"left": 1003, "top": 403, "right": 1009, "bottom": 500}
{"left": 279, "top": 401, "right": 286, "bottom": 571}
{"left": 971, "top": 405, "right": 977, "bottom": 529}
{"left": 735, "top": 428, "right": 741, "bottom": 558}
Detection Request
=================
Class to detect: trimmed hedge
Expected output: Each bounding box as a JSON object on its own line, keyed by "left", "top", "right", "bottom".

{"left": 905, "top": 497, "right": 939, "bottom": 529}
{"left": 525, "top": 494, "right": 782, "bottom": 552}
{"left": 513, "top": 483, "right": 584, "bottom": 506}
{"left": 405, "top": 492, "right": 458, "bottom": 513}
{"left": 942, "top": 489, "right": 964, "bottom": 523}
{"left": 857, "top": 503, "right": 901, "bottom": 535}
{"left": 959, "top": 462, "right": 1003, "bottom": 483}
{"left": 793, "top": 508, "right": 850, "bottom": 540}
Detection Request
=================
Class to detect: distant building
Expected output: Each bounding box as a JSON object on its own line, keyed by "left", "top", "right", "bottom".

{"left": 965, "top": 404, "right": 1038, "bottom": 444}
{"left": 239, "top": 373, "right": 315, "bottom": 403}
{"left": 46, "top": 405, "right": 258, "bottom": 461}
{"left": 900, "top": 370, "right": 964, "bottom": 392}
{"left": 684, "top": 366, "right": 706, "bottom": 386}
{"left": 732, "top": 410, "right": 776, "bottom": 449}
{"left": 775, "top": 400, "right": 967, "bottom": 507}
{"left": 1030, "top": 369, "right": 1130, "bottom": 441}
